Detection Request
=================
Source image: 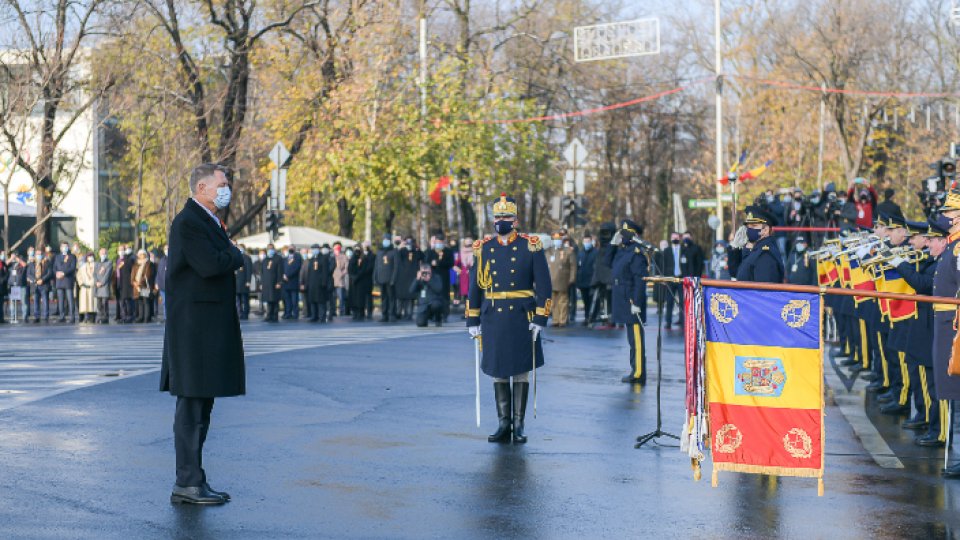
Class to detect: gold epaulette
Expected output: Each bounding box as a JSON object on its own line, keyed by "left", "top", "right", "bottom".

{"left": 521, "top": 234, "right": 542, "bottom": 252}
{"left": 472, "top": 238, "right": 484, "bottom": 250}
{"left": 762, "top": 246, "right": 770, "bottom": 251}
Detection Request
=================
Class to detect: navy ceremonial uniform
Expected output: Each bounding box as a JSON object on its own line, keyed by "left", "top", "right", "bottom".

{"left": 735, "top": 235, "right": 783, "bottom": 283}
{"left": 605, "top": 219, "right": 649, "bottom": 383}
{"left": 466, "top": 193, "right": 552, "bottom": 445}
{"left": 466, "top": 231, "right": 552, "bottom": 378}
{"left": 932, "top": 230, "right": 960, "bottom": 401}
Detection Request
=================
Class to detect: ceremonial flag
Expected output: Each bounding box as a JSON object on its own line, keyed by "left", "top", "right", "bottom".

{"left": 847, "top": 257, "right": 875, "bottom": 304}
{"left": 718, "top": 151, "right": 748, "bottom": 185}
{"left": 837, "top": 254, "right": 852, "bottom": 287}
{"left": 875, "top": 268, "right": 917, "bottom": 322}
{"left": 738, "top": 160, "right": 773, "bottom": 182}
{"left": 703, "top": 286, "right": 824, "bottom": 494}
{"left": 429, "top": 176, "right": 451, "bottom": 205}
{"left": 816, "top": 258, "right": 839, "bottom": 286}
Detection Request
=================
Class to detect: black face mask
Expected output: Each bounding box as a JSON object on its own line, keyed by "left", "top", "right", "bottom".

{"left": 671, "top": 239, "right": 680, "bottom": 245}
{"left": 494, "top": 220, "right": 514, "bottom": 235}
{"left": 621, "top": 231, "right": 634, "bottom": 244}
{"left": 683, "top": 238, "right": 692, "bottom": 245}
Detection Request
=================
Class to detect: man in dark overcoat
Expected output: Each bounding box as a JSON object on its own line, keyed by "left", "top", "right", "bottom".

{"left": 306, "top": 243, "right": 335, "bottom": 322}
{"left": 259, "top": 244, "right": 283, "bottom": 322}
{"left": 160, "top": 163, "right": 244, "bottom": 505}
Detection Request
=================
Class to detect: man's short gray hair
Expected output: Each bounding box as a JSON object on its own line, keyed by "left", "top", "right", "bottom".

{"left": 189, "top": 163, "right": 226, "bottom": 194}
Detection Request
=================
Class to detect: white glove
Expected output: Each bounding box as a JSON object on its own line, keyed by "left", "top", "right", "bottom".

{"left": 611, "top": 230, "right": 623, "bottom": 246}
{"left": 468, "top": 325, "right": 481, "bottom": 338}
{"left": 856, "top": 246, "right": 872, "bottom": 259}
{"left": 529, "top": 323, "right": 543, "bottom": 342}
{"left": 889, "top": 256, "right": 906, "bottom": 268}
{"left": 630, "top": 304, "right": 642, "bottom": 315}
{"left": 730, "top": 226, "right": 748, "bottom": 249}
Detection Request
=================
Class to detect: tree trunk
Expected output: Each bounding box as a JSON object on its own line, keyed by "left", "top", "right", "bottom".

{"left": 337, "top": 197, "right": 354, "bottom": 238}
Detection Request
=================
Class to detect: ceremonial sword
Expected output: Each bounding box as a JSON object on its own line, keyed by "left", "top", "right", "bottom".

{"left": 472, "top": 335, "right": 480, "bottom": 427}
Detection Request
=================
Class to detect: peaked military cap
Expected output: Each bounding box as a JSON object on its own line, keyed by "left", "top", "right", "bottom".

{"left": 927, "top": 215, "right": 949, "bottom": 237}
{"left": 620, "top": 219, "right": 643, "bottom": 236}
{"left": 905, "top": 219, "right": 929, "bottom": 236}
{"left": 881, "top": 211, "right": 906, "bottom": 229}
{"left": 743, "top": 205, "right": 776, "bottom": 226}
{"left": 938, "top": 188, "right": 960, "bottom": 213}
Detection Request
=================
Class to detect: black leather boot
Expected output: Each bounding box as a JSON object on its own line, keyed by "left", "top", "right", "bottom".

{"left": 512, "top": 381, "right": 529, "bottom": 444}
{"left": 488, "top": 382, "right": 512, "bottom": 443}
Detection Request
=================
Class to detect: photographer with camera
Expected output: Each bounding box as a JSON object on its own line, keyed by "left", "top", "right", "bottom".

{"left": 410, "top": 262, "right": 445, "bottom": 327}
{"left": 846, "top": 178, "right": 878, "bottom": 229}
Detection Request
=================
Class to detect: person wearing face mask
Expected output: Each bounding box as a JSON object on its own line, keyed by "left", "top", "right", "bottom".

{"left": 545, "top": 231, "right": 577, "bottom": 328}
{"left": 374, "top": 235, "right": 399, "bottom": 322}
{"left": 53, "top": 241, "right": 78, "bottom": 323}
{"left": 21, "top": 248, "right": 34, "bottom": 320}
{"left": 332, "top": 242, "right": 349, "bottom": 317}
{"left": 426, "top": 233, "right": 454, "bottom": 320}
{"left": 113, "top": 244, "right": 135, "bottom": 323}
{"left": 395, "top": 238, "right": 423, "bottom": 321}
{"left": 94, "top": 248, "right": 113, "bottom": 324}
{"left": 305, "top": 243, "right": 335, "bottom": 322}
{"left": 234, "top": 244, "right": 253, "bottom": 321}
{"left": 349, "top": 243, "right": 375, "bottom": 321}
{"left": 785, "top": 236, "right": 816, "bottom": 286}
{"left": 259, "top": 244, "right": 283, "bottom": 323}
{"left": 709, "top": 241, "right": 730, "bottom": 280}
{"left": 660, "top": 231, "right": 684, "bottom": 330}
{"left": 575, "top": 234, "right": 598, "bottom": 325}
{"left": 77, "top": 252, "right": 96, "bottom": 323}
{"left": 280, "top": 246, "right": 303, "bottom": 320}
{"left": 298, "top": 247, "right": 312, "bottom": 320}
{"left": 604, "top": 219, "right": 649, "bottom": 384}
{"left": 161, "top": 162, "right": 245, "bottom": 506}
{"left": 734, "top": 206, "right": 784, "bottom": 283}
{"left": 467, "top": 193, "right": 552, "bottom": 444}
{"left": 32, "top": 247, "right": 54, "bottom": 323}
{"left": 891, "top": 218, "right": 949, "bottom": 449}
{"left": 927, "top": 190, "right": 960, "bottom": 480}
{"left": 845, "top": 178, "right": 878, "bottom": 229}
{"left": 6, "top": 252, "right": 27, "bottom": 322}
{"left": 155, "top": 245, "right": 169, "bottom": 322}
{"left": 680, "top": 232, "right": 705, "bottom": 278}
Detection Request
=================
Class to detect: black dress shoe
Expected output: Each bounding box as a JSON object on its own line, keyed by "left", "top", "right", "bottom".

{"left": 877, "top": 391, "right": 896, "bottom": 404}
{"left": 902, "top": 417, "right": 929, "bottom": 430}
{"left": 943, "top": 463, "right": 960, "bottom": 477}
{"left": 880, "top": 402, "right": 910, "bottom": 415}
{"left": 170, "top": 484, "right": 225, "bottom": 505}
{"left": 203, "top": 482, "right": 231, "bottom": 501}
{"left": 917, "top": 432, "right": 945, "bottom": 447}
{"left": 838, "top": 357, "right": 858, "bottom": 367}
{"left": 621, "top": 375, "right": 645, "bottom": 384}
{"left": 865, "top": 381, "right": 887, "bottom": 393}
{"left": 861, "top": 372, "right": 878, "bottom": 382}
{"left": 849, "top": 364, "right": 865, "bottom": 373}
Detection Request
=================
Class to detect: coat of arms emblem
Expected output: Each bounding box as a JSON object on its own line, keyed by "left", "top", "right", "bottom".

{"left": 710, "top": 293, "right": 738, "bottom": 324}
{"left": 734, "top": 357, "right": 787, "bottom": 397}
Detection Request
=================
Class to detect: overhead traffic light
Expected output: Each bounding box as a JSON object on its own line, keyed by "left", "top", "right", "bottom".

{"left": 562, "top": 196, "right": 588, "bottom": 228}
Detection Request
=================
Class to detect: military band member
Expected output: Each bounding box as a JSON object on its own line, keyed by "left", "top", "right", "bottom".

{"left": 605, "top": 219, "right": 649, "bottom": 384}
{"left": 932, "top": 190, "right": 960, "bottom": 477}
{"left": 875, "top": 212, "right": 910, "bottom": 416}
{"left": 894, "top": 218, "right": 949, "bottom": 446}
{"left": 734, "top": 206, "right": 784, "bottom": 283}
{"left": 466, "top": 194, "right": 552, "bottom": 444}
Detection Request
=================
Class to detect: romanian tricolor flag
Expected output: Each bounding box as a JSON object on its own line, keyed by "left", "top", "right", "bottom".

{"left": 429, "top": 176, "right": 452, "bottom": 205}
{"left": 738, "top": 160, "right": 773, "bottom": 182}
{"left": 875, "top": 268, "right": 917, "bottom": 322}
{"left": 816, "top": 258, "right": 839, "bottom": 286}
{"left": 848, "top": 257, "right": 875, "bottom": 305}
{"left": 704, "top": 286, "right": 824, "bottom": 494}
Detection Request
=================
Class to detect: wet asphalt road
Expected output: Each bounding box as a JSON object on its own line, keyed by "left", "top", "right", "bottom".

{"left": 2, "top": 317, "right": 960, "bottom": 538}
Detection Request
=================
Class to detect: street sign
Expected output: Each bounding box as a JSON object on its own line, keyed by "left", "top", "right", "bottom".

{"left": 707, "top": 215, "right": 721, "bottom": 230}
{"left": 272, "top": 169, "right": 288, "bottom": 211}
{"left": 139, "top": 221, "right": 149, "bottom": 233}
{"left": 269, "top": 142, "right": 291, "bottom": 169}
{"left": 688, "top": 195, "right": 733, "bottom": 209}
{"left": 574, "top": 18, "right": 660, "bottom": 63}
{"left": 564, "top": 169, "right": 585, "bottom": 194}
{"left": 563, "top": 138, "right": 589, "bottom": 168}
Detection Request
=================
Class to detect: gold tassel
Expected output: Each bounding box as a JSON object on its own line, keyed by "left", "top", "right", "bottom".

{"left": 711, "top": 469, "right": 718, "bottom": 488}
{"left": 693, "top": 460, "right": 701, "bottom": 482}
{"left": 818, "top": 478, "right": 824, "bottom": 497}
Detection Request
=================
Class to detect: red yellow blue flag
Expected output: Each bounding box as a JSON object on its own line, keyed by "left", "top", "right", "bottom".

{"left": 703, "top": 286, "right": 824, "bottom": 494}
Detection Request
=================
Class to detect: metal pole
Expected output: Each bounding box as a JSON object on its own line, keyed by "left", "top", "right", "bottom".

{"left": 418, "top": 12, "right": 429, "bottom": 248}
{"left": 818, "top": 83, "right": 825, "bottom": 188}
{"left": 714, "top": 0, "right": 724, "bottom": 241}
{"left": 474, "top": 336, "right": 481, "bottom": 427}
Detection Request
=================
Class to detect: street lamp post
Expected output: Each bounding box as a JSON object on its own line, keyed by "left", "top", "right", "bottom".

{"left": 714, "top": 0, "right": 724, "bottom": 242}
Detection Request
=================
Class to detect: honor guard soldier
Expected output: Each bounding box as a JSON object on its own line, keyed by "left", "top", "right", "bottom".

{"left": 876, "top": 212, "right": 911, "bottom": 416}
{"left": 466, "top": 194, "right": 552, "bottom": 444}
{"left": 932, "top": 190, "right": 960, "bottom": 478}
{"left": 604, "top": 219, "right": 649, "bottom": 384}
{"left": 894, "top": 218, "right": 948, "bottom": 446}
{"left": 734, "top": 206, "right": 784, "bottom": 283}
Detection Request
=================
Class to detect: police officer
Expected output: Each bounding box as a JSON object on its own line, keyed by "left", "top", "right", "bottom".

{"left": 931, "top": 190, "right": 960, "bottom": 478}
{"left": 734, "top": 206, "right": 784, "bottom": 283}
{"left": 466, "top": 194, "right": 552, "bottom": 444}
{"left": 604, "top": 219, "right": 649, "bottom": 384}
{"left": 893, "top": 218, "right": 947, "bottom": 446}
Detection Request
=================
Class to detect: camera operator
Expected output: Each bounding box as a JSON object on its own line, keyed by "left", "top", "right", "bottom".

{"left": 846, "top": 178, "right": 878, "bottom": 229}
{"left": 409, "top": 262, "right": 445, "bottom": 327}
{"left": 784, "top": 188, "right": 809, "bottom": 250}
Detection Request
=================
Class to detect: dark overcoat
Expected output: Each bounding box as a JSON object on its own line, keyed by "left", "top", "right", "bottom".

{"left": 53, "top": 253, "right": 77, "bottom": 290}
{"left": 395, "top": 248, "right": 423, "bottom": 300}
{"left": 605, "top": 242, "right": 648, "bottom": 325}
{"left": 734, "top": 235, "right": 784, "bottom": 283}
{"left": 466, "top": 233, "right": 552, "bottom": 378}
{"left": 260, "top": 254, "right": 283, "bottom": 303}
{"left": 306, "top": 254, "right": 334, "bottom": 303}
{"left": 160, "top": 198, "right": 245, "bottom": 398}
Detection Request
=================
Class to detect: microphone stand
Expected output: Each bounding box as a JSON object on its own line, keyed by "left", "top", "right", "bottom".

{"left": 636, "top": 249, "right": 680, "bottom": 448}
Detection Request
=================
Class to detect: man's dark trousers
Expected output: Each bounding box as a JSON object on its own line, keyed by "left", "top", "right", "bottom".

{"left": 175, "top": 396, "right": 215, "bottom": 487}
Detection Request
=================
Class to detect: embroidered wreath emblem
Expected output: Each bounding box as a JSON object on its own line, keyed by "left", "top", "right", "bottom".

{"left": 783, "top": 428, "right": 813, "bottom": 459}
{"left": 714, "top": 424, "right": 742, "bottom": 453}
